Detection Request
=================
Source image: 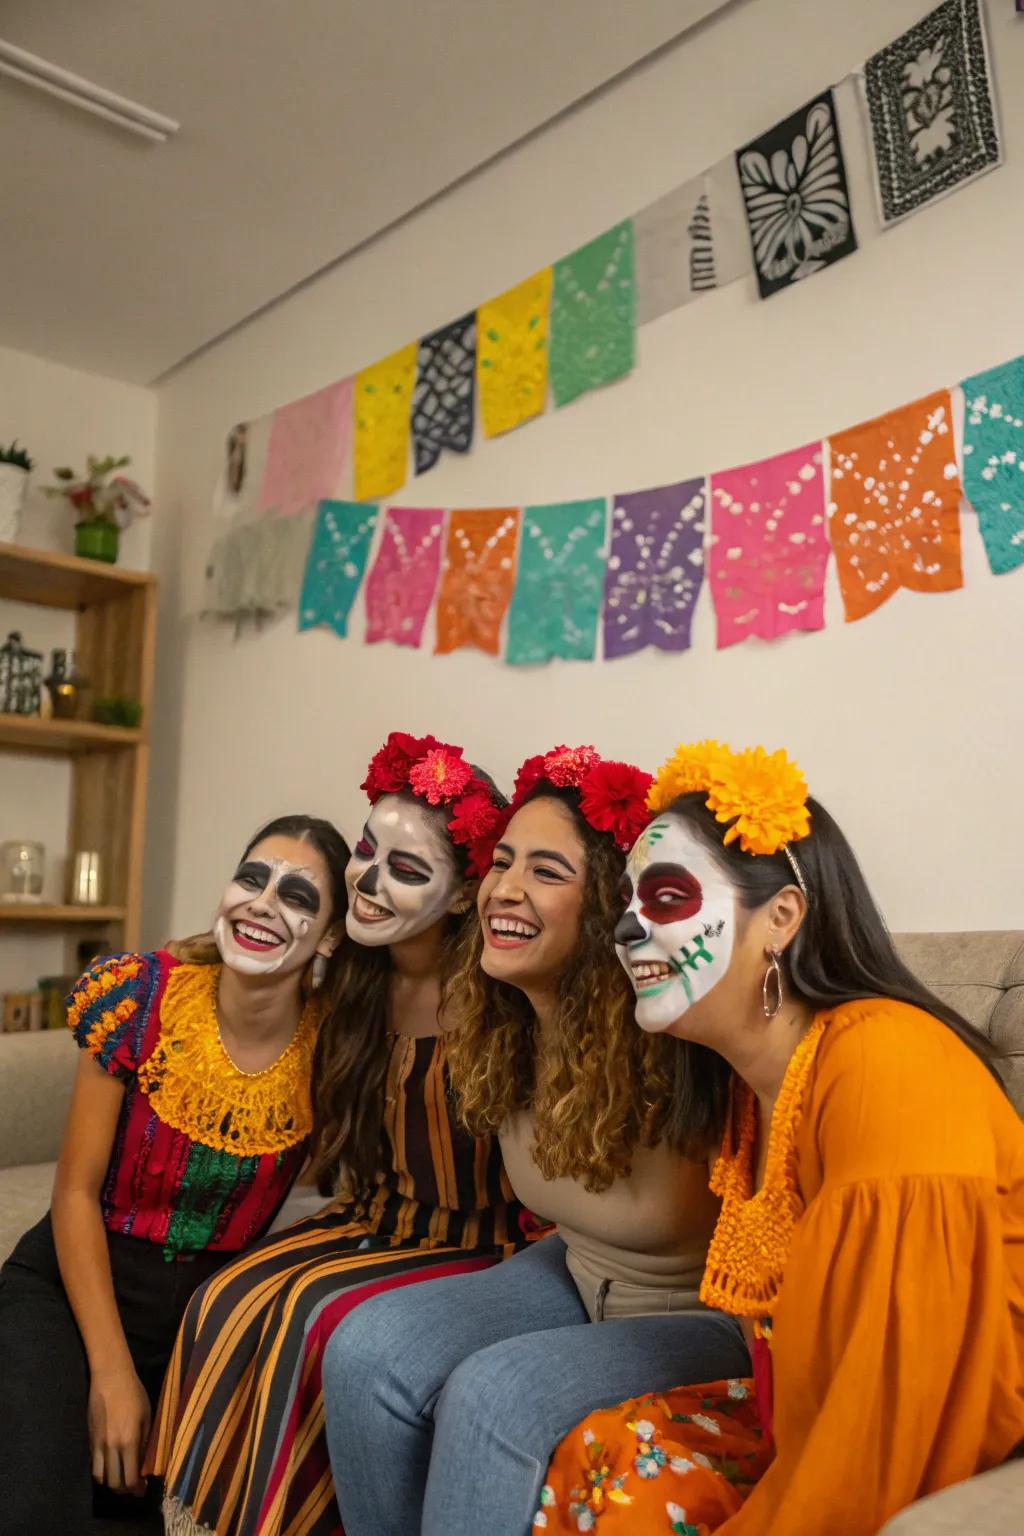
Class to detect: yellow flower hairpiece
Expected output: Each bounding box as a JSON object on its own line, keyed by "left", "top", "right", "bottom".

{"left": 648, "top": 741, "right": 811, "bottom": 858}
{"left": 646, "top": 738, "right": 727, "bottom": 813}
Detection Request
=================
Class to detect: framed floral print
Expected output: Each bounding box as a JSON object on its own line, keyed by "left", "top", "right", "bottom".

{"left": 862, "top": 0, "right": 1001, "bottom": 226}
{"left": 736, "top": 89, "right": 858, "bottom": 300}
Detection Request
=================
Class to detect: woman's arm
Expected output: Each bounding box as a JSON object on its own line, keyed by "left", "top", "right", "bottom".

{"left": 51, "top": 1053, "right": 151, "bottom": 1494}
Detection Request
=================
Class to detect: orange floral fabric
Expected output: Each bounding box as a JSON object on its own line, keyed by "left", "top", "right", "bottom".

{"left": 539, "top": 1000, "right": 1024, "bottom": 1536}
{"left": 434, "top": 507, "right": 520, "bottom": 655}
{"left": 536, "top": 1381, "right": 770, "bottom": 1534}
{"left": 828, "top": 389, "right": 963, "bottom": 621}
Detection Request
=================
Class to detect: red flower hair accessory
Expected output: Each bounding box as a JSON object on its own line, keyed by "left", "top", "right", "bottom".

{"left": 502, "top": 744, "right": 653, "bottom": 854}
{"left": 360, "top": 732, "right": 505, "bottom": 880}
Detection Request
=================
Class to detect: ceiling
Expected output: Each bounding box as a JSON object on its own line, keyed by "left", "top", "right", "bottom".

{"left": 0, "top": 0, "right": 731, "bottom": 384}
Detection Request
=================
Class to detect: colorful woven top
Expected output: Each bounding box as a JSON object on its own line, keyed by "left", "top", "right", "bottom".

{"left": 68, "top": 950, "right": 318, "bottom": 1259}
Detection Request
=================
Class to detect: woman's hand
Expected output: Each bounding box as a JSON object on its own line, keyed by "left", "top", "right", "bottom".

{"left": 87, "top": 1363, "right": 151, "bottom": 1494}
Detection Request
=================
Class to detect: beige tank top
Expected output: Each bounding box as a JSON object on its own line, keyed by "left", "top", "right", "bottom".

{"left": 499, "top": 1111, "right": 719, "bottom": 1322}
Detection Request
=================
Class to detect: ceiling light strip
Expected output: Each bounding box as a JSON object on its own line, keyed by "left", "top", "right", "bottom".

{"left": 0, "top": 39, "right": 179, "bottom": 142}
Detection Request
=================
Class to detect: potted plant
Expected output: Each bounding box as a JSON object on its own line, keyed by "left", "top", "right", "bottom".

{"left": 43, "top": 454, "right": 151, "bottom": 563}
{"left": 0, "top": 442, "right": 34, "bottom": 543}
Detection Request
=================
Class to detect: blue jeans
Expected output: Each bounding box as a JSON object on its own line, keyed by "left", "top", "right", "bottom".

{"left": 322, "top": 1235, "right": 749, "bottom": 1536}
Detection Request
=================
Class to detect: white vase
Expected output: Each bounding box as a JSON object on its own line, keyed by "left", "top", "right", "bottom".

{"left": 0, "top": 463, "right": 29, "bottom": 543}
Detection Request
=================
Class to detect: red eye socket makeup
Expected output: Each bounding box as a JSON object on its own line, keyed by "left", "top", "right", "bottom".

{"left": 636, "top": 863, "right": 703, "bottom": 925}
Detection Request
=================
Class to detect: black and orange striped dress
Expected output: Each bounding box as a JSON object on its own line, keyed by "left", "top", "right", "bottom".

{"left": 150, "top": 1031, "right": 521, "bottom": 1536}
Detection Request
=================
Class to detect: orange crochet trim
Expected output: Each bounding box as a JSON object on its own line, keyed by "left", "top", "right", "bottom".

{"left": 700, "top": 1015, "right": 828, "bottom": 1317}
{"left": 136, "top": 962, "right": 318, "bottom": 1157}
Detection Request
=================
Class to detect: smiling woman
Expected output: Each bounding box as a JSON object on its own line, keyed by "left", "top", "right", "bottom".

{"left": 0, "top": 812, "right": 350, "bottom": 1536}
{"left": 319, "top": 746, "right": 743, "bottom": 1536}
{"left": 148, "top": 732, "right": 521, "bottom": 1536}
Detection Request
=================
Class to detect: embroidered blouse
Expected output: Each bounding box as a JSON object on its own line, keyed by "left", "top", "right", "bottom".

{"left": 68, "top": 950, "right": 318, "bottom": 1259}
{"left": 700, "top": 998, "right": 1024, "bottom": 1536}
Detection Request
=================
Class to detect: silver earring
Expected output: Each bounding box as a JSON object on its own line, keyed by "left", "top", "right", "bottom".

{"left": 762, "top": 947, "right": 783, "bottom": 1019}
{"left": 311, "top": 955, "right": 328, "bottom": 989}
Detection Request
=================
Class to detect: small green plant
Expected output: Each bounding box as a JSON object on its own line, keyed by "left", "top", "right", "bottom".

{"left": 43, "top": 454, "right": 150, "bottom": 527}
{"left": 0, "top": 441, "right": 34, "bottom": 471}
{"left": 92, "top": 696, "right": 144, "bottom": 729}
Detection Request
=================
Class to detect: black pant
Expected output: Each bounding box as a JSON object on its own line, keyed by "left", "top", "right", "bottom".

{"left": 0, "top": 1213, "right": 227, "bottom": 1535}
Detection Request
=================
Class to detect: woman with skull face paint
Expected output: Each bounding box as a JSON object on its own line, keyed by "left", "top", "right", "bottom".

{"left": 321, "top": 745, "right": 747, "bottom": 1536}
{"left": 149, "top": 733, "right": 521, "bottom": 1536}
{"left": 538, "top": 741, "right": 1024, "bottom": 1536}
{"left": 0, "top": 814, "right": 349, "bottom": 1536}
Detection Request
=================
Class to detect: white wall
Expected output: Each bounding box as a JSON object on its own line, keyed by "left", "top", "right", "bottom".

{"left": 152, "top": 0, "right": 1024, "bottom": 944}
{"left": 0, "top": 344, "right": 156, "bottom": 988}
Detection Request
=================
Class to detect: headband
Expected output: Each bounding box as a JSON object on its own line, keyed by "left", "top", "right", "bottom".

{"left": 360, "top": 731, "right": 505, "bottom": 878}
{"left": 646, "top": 739, "right": 811, "bottom": 893}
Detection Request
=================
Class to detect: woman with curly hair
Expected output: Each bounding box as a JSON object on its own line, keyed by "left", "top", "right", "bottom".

{"left": 147, "top": 733, "right": 518, "bottom": 1536}
{"left": 536, "top": 741, "right": 1024, "bottom": 1536}
{"left": 321, "top": 745, "right": 748, "bottom": 1536}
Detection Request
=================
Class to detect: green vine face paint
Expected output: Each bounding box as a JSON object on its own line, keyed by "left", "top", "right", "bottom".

{"left": 614, "top": 815, "right": 736, "bottom": 1033}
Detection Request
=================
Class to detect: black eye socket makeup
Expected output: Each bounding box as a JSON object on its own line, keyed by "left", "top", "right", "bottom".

{"left": 387, "top": 850, "right": 432, "bottom": 885}
{"left": 233, "top": 860, "right": 271, "bottom": 892}
{"left": 277, "top": 875, "right": 321, "bottom": 915}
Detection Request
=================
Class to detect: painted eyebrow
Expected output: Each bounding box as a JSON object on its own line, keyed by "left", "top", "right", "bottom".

{"left": 389, "top": 849, "right": 433, "bottom": 874}
{"left": 495, "top": 842, "right": 578, "bottom": 875}
{"left": 636, "top": 862, "right": 700, "bottom": 883}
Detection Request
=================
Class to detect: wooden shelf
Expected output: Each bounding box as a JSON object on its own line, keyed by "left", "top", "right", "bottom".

{"left": 0, "top": 714, "right": 142, "bottom": 754}
{"left": 0, "top": 540, "right": 155, "bottom": 610}
{"left": 0, "top": 904, "right": 125, "bottom": 925}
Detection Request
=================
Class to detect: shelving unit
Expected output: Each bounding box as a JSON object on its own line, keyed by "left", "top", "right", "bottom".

{"left": 0, "top": 540, "right": 157, "bottom": 967}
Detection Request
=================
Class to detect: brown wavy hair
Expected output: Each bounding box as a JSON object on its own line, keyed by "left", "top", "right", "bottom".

{"left": 444, "top": 785, "right": 727, "bottom": 1191}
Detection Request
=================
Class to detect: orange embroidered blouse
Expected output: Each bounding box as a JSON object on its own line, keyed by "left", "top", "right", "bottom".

{"left": 717, "top": 999, "right": 1024, "bottom": 1535}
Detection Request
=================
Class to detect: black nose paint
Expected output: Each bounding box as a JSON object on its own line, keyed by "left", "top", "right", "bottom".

{"left": 356, "top": 865, "right": 380, "bottom": 897}
{"left": 614, "top": 910, "right": 646, "bottom": 946}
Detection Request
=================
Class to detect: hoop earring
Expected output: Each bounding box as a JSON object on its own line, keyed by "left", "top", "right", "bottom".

{"left": 762, "top": 947, "right": 783, "bottom": 1019}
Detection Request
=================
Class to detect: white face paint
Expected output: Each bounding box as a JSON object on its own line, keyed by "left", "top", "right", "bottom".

{"left": 345, "top": 794, "right": 460, "bottom": 948}
{"left": 614, "top": 815, "right": 737, "bottom": 1033}
{"left": 214, "top": 850, "right": 329, "bottom": 976}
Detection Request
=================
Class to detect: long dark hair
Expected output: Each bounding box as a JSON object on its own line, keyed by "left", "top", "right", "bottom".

{"left": 665, "top": 791, "right": 998, "bottom": 1076}
{"left": 446, "top": 783, "right": 728, "bottom": 1185}
{"left": 308, "top": 774, "right": 504, "bottom": 1198}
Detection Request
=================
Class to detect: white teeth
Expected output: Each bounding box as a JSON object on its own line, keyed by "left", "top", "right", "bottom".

{"left": 355, "top": 894, "right": 392, "bottom": 919}
{"left": 632, "top": 961, "right": 672, "bottom": 980}
{"left": 236, "top": 922, "right": 280, "bottom": 945}
{"left": 489, "top": 917, "right": 539, "bottom": 939}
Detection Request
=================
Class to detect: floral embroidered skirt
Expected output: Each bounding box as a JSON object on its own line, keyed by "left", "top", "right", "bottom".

{"left": 534, "top": 1379, "right": 772, "bottom": 1535}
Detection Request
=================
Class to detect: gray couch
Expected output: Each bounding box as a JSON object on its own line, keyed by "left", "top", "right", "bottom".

{"left": 2, "top": 932, "right": 1022, "bottom": 1528}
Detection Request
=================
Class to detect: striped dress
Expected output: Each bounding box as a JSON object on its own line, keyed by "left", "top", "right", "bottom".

{"left": 150, "top": 1031, "right": 520, "bottom": 1536}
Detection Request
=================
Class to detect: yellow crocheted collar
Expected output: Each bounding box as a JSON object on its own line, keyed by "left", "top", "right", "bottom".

{"left": 699, "top": 1014, "right": 828, "bottom": 1318}
{"left": 136, "top": 961, "right": 319, "bottom": 1158}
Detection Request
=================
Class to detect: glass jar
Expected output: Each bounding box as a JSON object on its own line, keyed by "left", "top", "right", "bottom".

{"left": 1, "top": 840, "right": 45, "bottom": 902}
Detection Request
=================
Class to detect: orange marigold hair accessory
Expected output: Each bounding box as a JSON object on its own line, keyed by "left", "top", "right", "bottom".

{"left": 360, "top": 731, "right": 504, "bottom": 878}
{"left": 504, "top": 744, "right": 654, "bottom": 853}
{"left": 646, "top": 740, "right": 811, "bottom": 890}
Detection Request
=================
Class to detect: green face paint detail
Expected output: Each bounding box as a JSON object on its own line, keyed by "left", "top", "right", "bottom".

{"left": 635, "top": 819, "right": 670, "bottom": 863}
{"left": 678, "top": 933, "right": 714, "bottom": 972}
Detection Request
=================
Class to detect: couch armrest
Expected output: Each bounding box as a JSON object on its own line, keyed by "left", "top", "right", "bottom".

{"left": 0, "top": 1033, "right": 78, "bottom": 1169}
{"left": 878, "top": 1461, "right": 1024, "bottom": 1533}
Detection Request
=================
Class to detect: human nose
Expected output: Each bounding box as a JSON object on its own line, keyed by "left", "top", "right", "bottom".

{"left": 355, "top": 863, "right": 380, "bottom": 897}
{"left": 614, "top": 908, "right": 646, "bottom": 946}
{"left": 490, "top": 864, "right": 525, "bottom": 904}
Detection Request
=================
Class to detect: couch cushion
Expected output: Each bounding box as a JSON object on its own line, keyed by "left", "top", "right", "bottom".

{"left": 0, "top": 1161, "right": 56, "bottom": 1263}
{"left": 0, "top": 1032, "right": 78, "bottom": 1169}
{"left": 894, "top": 932, "right": 1024, "bottom": 1113}
{"left": 878, "top": 1459, "right": 1024, "bottom": 1532}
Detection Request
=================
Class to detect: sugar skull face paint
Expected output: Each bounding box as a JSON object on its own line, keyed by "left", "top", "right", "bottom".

{"left": 214, "top": 838, "right": 331, "bottom": 977}
{"left": 615, "top": 815, "right": 737, "bottom": 1033}
{"left": 345, "top": 794, "right": 460, "bottom": 948}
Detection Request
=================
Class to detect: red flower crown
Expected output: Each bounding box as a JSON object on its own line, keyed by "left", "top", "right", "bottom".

{"left": 475, "top": 744, "right": 653, "bottom": 867}
{"left": 360, "top": 731, "right": 505, "bottom": 879}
